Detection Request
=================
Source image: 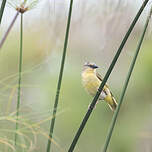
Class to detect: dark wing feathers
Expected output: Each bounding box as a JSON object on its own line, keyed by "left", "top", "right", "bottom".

{"left": 96, "top": 72, "right": 109, "bottom": 88}
{"left": 96, "top": 72, "right": 103, "bottom": 81}
{"left": 96, "top": 71, "right": 117, "bottom": 111}
{"left": 96, "top": 71, "right": 113, "bottom": 96}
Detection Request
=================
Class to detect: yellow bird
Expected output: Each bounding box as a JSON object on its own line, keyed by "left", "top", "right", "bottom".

{"left": 81, "top": 62, "right": 117, "bottom": 111}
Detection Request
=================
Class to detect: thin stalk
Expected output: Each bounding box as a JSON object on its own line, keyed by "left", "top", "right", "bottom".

{"left": 68, "top": 0, "right": 149, "bottom": 151}
{"left": 0, "top": 0, "right": 7, "bottom": 25}
{"left": 0, "top": 12, "right": 19, "bottom": 49}
{"left": 46, "top": 0, "right": 74, "bottom": 151}
{"left": 14, "top": 13, "right": 23, "bottom": 146}
{"left": 102, "top": 7, "right": 152, "bottom": 152}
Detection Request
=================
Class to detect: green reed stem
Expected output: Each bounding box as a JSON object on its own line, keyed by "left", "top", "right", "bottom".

{"left": 46, "top": 0, "right": 74, "bottom": 152}
{"left": 0, "top": 0, "right": 7, "bottom": 25}
{"left": 102, "top": 6, "right": 152, "bottom": 152}
{"left": 0, "top": 12, "right": 19, "bottom": 49}
{"left": 68, "top": 0, "right": 149, "bottom": 151}
{"left": 14, "top": 13, "right": 23, "bottom": 146}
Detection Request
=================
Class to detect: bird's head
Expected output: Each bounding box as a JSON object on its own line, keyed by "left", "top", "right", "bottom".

{"left": 84, "top": 62, "right": 99, "bottom": 69}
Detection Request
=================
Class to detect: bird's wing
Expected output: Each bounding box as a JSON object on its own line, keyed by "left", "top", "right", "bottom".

{"left": 96, "top": 71, "right": 112, "bottom": 96}
{"left": 96, "top": 72, "right": 117, "bottom": 111}
{"left": 96, "top": 72, "right": 109, "bottom": 88}
{"left": 96, "top": 72, "right": 103, "bottom": 81}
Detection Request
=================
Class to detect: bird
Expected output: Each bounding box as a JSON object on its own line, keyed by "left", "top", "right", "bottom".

{"left": 81, "top": 62, "right": 117, "bottom": 111}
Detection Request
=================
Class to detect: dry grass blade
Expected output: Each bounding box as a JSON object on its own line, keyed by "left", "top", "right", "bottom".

{"left": 0, "top": 138, "right": 16, "bottom": 151}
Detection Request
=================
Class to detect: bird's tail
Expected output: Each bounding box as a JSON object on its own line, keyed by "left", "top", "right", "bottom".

{"left": 106, "top": 96, "right": 118, "bottom": 111}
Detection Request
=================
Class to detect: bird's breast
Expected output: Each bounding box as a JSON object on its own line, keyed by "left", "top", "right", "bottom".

{"left": 81, "top": 72, "right": 100, "bottom": 96}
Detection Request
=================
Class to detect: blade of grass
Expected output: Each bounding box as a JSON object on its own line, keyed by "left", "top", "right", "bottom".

{"left": 0, "top": 0, "right": 7, "bottom": 25}
{"left": 14, "top": 13, "right": 23, "bottom": 146}
{"left": 68, "top": 0, "right": 149, "bottom": 151}
{"left": 0, "top": 12, "right": 19, "bottom": 49}
{"left": 46, "top": 0, "right": 74, "bottom": 151}
{"left": 102, "top": 6, "right": 152, "bottom": 152}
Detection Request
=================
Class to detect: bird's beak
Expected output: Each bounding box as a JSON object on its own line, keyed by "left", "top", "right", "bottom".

{"left": 93, "top": 65, "right": 99, "bottom": 69}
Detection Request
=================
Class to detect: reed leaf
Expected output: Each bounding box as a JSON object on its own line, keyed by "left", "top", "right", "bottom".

{"left": 46, "top": 0, "right": 74, "bottom": 152}
{"left": 14, "top": 13, "right": 23, "bottom": 146}
{"left": 0, "top": 12, "right": 19, "bottom": 49}
{"left": 68, "top": 0, "right": 149, "bottom": 151}
{"left": 0, "top": 0, "right": 7, "bottom": 25}
{"left": 102, "top": 6, "right": 152, "bottom": 152}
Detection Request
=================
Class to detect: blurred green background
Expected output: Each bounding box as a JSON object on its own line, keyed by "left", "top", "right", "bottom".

{"left": 0, "top": 0, "right": 152, "bottom": 151}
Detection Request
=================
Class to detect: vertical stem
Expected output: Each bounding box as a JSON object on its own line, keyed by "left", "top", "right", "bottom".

{"left": 14, "top": 13, "right": 23, "bottom": 146}
{"left": 102, "top": 7, "right": 152, "bottom": 152}
{"left": 46, "top": 0, "right": 74, "bottom": 152}
{"left": 0, "top": 0, "right": 7, "bottom": 25}
{"left": 68, "top": 0, "right": 149, "bottom": 151}
{"left": 0, "top": 12, "right": 19, "bottom": 49}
